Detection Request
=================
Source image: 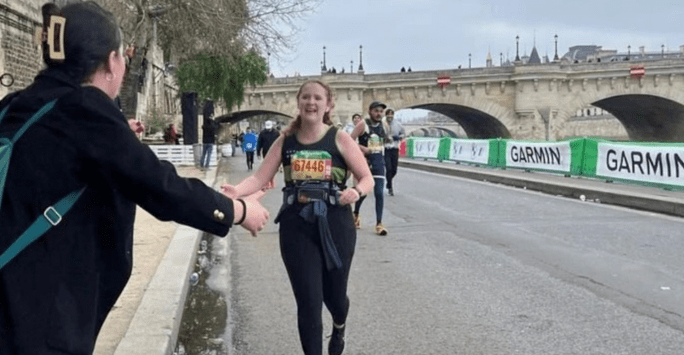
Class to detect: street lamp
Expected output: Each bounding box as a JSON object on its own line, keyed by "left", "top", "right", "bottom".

{"left": 627, "top": 45, "right": 631, "bottom": 60}
{"left": 322, "top": 46, "right": 327, "bottom": 71}
{"left": 358, "top": 45, "right": 364, "bottom": 72}
{"left": 267, "top": 51, "right": 270, "bottom": 74}
{"left": 553, "top": 34, "right": 559, "bottom": 61}
{"left": 662, "top": 44, "right": 665, "bottom": 58}
{"left": 515, "top": 35, "right": 521, "bottom": 62}
{"left": 468, "top": 53, "right": 471, "bottom": 69}
{"left": 351, "top": 60, "right": 353, "bottom": 74}
{"left": 500, "top": 52, "right": 503, "bottom": 66}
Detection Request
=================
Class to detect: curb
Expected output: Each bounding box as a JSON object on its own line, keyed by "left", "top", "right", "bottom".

{"left": 399, "top": 159, "right": 684, "bottom": 218}
{"left": 113, "top": 169, "right": 218, "bottom": 355}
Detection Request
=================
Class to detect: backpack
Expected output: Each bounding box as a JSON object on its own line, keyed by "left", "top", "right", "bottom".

{"left": 0, "top": 99, "right": 86, "bottom": 270}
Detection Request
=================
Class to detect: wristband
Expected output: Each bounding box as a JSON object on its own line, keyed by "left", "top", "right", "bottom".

{"left": 353, "top": 186, "right": 364, "bottom": 196}
{"left": 235, "top": 199, "right": 247, "bottom": 225}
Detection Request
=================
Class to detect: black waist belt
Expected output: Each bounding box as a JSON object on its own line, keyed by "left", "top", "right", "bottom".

{"left": 275, "top": 182, "right": 343, "bottom": 270}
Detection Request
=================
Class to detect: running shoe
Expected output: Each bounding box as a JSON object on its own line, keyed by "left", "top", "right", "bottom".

{"left": 375, "top": 223, "right": 388, "bottom": 236}
{"left": 388, "top": 188, "right": 394, "bottom": 196}
{"left": 354, "top": 214, "right": 361, "bottom": 229}
{"left": 328, "top": 323, "right": 345, "bottom": 355}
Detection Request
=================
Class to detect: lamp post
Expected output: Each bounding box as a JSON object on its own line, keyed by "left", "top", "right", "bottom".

{"left": 358, "top": 45, "right": 364, "bottom": 72}
{"left": 515, "top": 35, "right": 521, "bottom": 62}
{"left": 267, "top": 51, "right": 270, "bottom": 74}
{"left": 322, "top": 46, "right": 327, "bottom": 72}
{"left": 662, "top": 44, "right": 665, "bottom": 58}
{"left": 468, "top": 53, "right": 471, "bottom": 69}
{"left": 627, "top": 45, "right": 631, "bottom": 60}
{"left": 553, "top": 34, "right": 559, "bottom": 61}
{"left": 351, "top": 60, "right": 353, "bottom": 73}
{"left": 500, "top": 52, "right": 503, "bottom": 66}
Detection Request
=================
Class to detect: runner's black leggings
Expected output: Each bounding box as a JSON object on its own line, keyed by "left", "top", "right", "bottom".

{"left": 278, "top": 204, "right": 357, "bottom": 355}
{"left": 245, "top": 151, "right": 254, "bottom": 169}
{"left": 353, "top": 177, "right": 384, "bottom": 223}
{"left": 384, "top": 148, "right": 399, "bottom": 189}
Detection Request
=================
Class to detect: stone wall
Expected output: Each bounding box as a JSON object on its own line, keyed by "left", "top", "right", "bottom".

{"left": 0, "top": 0, "right": 44, "bottom": 98}
{"left": 563, "top": 115, "right": 628, "bottom": 140}
{"left": 0, "top": 0, "right": 191, "bottom": 141}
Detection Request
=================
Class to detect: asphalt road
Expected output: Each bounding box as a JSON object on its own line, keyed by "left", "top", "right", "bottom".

{"left": 201, "top": 154, "right": 684, "bottom": 355}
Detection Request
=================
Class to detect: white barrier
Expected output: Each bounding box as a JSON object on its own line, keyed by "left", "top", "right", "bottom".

{"left": 148, "top": 144, "right": 220, "bottom": 166}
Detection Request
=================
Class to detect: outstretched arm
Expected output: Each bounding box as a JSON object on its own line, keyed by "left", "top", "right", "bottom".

{"left": 222, "top": 134, "right": 283, "bottom": 199}
{"left": 336, "top": 130, "right": 374, "bottom": 205}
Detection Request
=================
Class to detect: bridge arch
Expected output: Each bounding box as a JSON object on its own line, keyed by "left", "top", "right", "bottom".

{"left": 593, "top": 95, "right": 684, "bottom": 142}
{"left": 563, "top": 87, "right": 684, "bottom": 142}
{"left": 383, "top": 96, "right": 515, "bottom": 138}
{"left": 407, "top": 126, "right": 460, "bottom": 138}
{"left": 216, "top": 109, "right": 293, "bottom": 125}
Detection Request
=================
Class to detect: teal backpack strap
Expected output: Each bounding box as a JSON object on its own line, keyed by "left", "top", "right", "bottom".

{"left": 0, "top": 98, "right": 86, "bottom": 271}
{"left": 0, "top": 187, "right": 86, "bottom": 270}
{"left": 10, "top": 99, "right": 57, "bottom": 142}
{"left": 0, "top": 104, "right": 10, "bottom": 124}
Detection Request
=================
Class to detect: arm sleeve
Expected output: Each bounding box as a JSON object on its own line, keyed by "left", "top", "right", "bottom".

{"left": 69, "top": 89, "right": 234, "bottom": 236}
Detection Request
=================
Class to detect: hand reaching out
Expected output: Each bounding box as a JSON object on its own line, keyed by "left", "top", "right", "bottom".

{"left": 222, "top": 184, "right": 274, "bottom": 237}
{"left": 238, "top": 194, "right": 269, "bottom": 237}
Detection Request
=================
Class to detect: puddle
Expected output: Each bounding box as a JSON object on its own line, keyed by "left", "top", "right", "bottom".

{"left": 173, "top": 233, "right": 229, "bottom": 355}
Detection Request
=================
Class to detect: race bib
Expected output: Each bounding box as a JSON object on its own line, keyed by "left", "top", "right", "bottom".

{"left": 368, "top": 134, "right": 384, "bottom": 154}
{"left": 291, "top": 150, "right": 332, "bottom": 181}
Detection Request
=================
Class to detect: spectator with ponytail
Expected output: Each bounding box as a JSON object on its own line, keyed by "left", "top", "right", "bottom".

{"left": 0, "top": 2, "right": 269, "bottom": 353}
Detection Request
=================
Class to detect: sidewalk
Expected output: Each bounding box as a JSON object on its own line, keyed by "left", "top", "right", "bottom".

{"left": 94, "top": 165, "right": 214, "bottom": 355}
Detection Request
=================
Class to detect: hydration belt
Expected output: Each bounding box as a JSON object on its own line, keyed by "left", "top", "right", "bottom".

{"left": 275, "top": 181, "right": 344, "bottom": 270}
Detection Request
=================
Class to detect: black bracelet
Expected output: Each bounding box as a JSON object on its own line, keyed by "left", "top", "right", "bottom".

{"left": 353, "top": 186, "right": 363, "bottom": 196}
{"left": 236, "top": 199, "right": 247, "bottom": 225}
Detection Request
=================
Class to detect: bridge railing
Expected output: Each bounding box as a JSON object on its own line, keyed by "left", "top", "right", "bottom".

{"left": 405, "top": 137, "right": 684, "bottom": 190}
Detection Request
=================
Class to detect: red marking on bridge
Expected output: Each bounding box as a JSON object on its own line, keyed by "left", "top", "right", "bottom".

{"left": 630, "top": 65, "right": 645, "bottom": 78}
{"left": 437, "top": 74, "right": 451, "bottom": 88}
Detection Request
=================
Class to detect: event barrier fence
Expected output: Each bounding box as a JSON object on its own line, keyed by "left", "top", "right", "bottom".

{"left": 148, "top": 144, "right": 220, "bottom": 167}
{"left": 404, "top": 137, "right": 684, "bottom": 190}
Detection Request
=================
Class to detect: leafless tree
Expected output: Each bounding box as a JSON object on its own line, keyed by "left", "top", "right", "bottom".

{"left": 95, "top": 0, "right": 319, "bottom": 62}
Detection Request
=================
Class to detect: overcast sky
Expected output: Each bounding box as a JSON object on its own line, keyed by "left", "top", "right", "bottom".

{"left": 268, "top": 0, "right": 683, "bottom": 78}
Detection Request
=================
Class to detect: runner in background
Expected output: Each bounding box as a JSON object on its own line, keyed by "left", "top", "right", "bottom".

{"left": 242, "top": 128, "right": 258, "bottom": 170}
{"left": 383, "top": 108, "right": 405, "bottom": 196}
{"left": 350, "top": 101, "right": 391, "bottom": 235}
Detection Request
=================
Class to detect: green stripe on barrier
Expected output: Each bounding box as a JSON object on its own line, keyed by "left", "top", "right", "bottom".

{"left": 581, "top": 138, "right": 599, "bottom": 177}
{"left": 407, "top": 137, "right": 414, "bottom": 158}
{"left": 439, "top": 137, "right": 450, "bottom": 161}
{"left": 570, "top": 138, "right": 586, "bottom": 175}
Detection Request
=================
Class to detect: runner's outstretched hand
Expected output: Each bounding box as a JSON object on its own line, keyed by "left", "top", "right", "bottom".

{"left": 238, "top": 195, "right": 269, "bottom": 237}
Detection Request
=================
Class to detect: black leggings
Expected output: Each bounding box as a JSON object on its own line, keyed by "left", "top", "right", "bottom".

{"left": 353, "top": 177, "right": 384, "bottom": 223}
{"left": 384, "top": 148, "right": 399, "bottom": 189}
{"left": 246, "top": 151, "right": 254, "bottom": 169}
{"left": 279, "top": 204, "right": 357, "bottom": 355}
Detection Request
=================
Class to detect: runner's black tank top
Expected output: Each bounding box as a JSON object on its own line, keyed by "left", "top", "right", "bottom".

{"left": 281, "top": 126, "right": 348, "bottom": 188}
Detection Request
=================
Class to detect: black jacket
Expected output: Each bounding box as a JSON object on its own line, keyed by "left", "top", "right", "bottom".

{"left": 256, "top": 128, "right": 279, "bottom": 157}
{"left": 202, "top": 118, "right": 217, "bottom": 144}
{"left": 0, "top": 69, "right": 234, "bottom": 354}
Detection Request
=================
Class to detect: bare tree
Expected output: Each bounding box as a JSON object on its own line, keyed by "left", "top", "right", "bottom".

{"left": 95, "top": 0, "right": 319, "bottom": 62}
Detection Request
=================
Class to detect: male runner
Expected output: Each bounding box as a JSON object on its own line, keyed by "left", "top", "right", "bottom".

{"left": 383, "top": 108, "right": 405, "bottom": 195}
{"left": 351, "top": 101, "right": 391, "bottom": 235}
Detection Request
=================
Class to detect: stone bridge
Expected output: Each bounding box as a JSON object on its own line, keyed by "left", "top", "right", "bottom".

{"left": 225, "top": 58, "right": 684, "bottom": 142}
